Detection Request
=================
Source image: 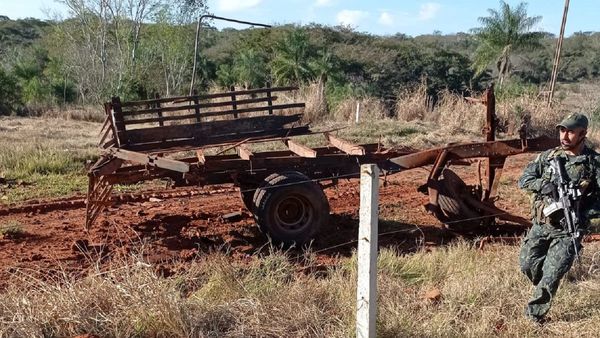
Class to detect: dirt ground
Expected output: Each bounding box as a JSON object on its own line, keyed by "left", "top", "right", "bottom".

{"left": 0, "top": 153, "right": 535, "bottom": 287}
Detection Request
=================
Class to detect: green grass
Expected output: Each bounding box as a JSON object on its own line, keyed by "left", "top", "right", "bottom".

{"left": 1, "top": 173, "right": 88, "bottom": 204}
{"left": 0, "top": 220, "right": 24, "bottom": 238}
{"left": 0, "top": 144, "right": 95, "bottom": 204}
{"left": 0, "top": 145, "right": 93, "bottom": 178}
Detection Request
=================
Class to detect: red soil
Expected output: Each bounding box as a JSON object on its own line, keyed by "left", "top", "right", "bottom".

{"left": 0, "top": 154, "right": 535, "bottom": 286}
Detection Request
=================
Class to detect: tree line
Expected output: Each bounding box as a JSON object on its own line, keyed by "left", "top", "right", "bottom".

{"left": 2, "top": 1, "right": 600, "bottom": 116}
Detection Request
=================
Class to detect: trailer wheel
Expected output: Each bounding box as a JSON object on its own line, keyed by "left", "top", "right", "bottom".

{"left": 239, "top": 173, "right": 281, "bottom": 211}
{"left": 239, "top": 185, "right": 255, "bottom": 211}
{"left": 252, "top": 171, "right": 329, "bottom": 245}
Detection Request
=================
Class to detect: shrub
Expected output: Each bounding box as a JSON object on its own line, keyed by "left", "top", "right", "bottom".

{"left": 0, "top": 67, "right": 22, "bottom": 115}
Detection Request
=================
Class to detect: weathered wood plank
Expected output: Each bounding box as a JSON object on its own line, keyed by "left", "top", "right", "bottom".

{"left": 94, "top": 158, "right": 124, "bottom": 176}
{"left": 124, "top": 114, "right": 303, "bottom": 145}
{"left": 109, "top": 148, "right": 190, "bottom": 173}
{"left": 230, "top": 85, "right": 238, "bottom": 119}
{"left": 324, "top": 132, "right": 366, "bottom": 155}
{"left": 154, "top": 93, "right": 164, "bottom": 127}
{"left": 196, "top": 149, "right": 206, "bottom": 164}
{"left": 285, "top": 139, "right": 317, "bottom": 158}
{"left": 236, "top": 144, "right": 254, "bottom": 160}
{"left": 266, "top": 82, "right": 273, "bottom": 115}
{"left": 192, "top": 89, "right": 201, "bottom": 122}
{"left": 119, "top": 86, "right": 299, "bottom": 107}
{"left": 123, "top": 102, "right": 304, "bottom": 126}
{"left": 122, "top": 96, "right": 279, "bottom": 116}
{"left": 110, "top": 97, "right": 127, "bottom": 147}
{"left": 126, "top": 126, "right": 310, "bottom": 152}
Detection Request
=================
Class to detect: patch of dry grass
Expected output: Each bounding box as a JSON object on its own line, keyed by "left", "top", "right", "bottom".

{"left": 1, "top": 241, "right": 599, "bottom": 337}
{"left": 41, "top": 106, "right": 106, "bottom": 123}
{"left": 394, "top": 82, "right": 600, "bottom": 146}
{"left": 0, "top": 116, "right": 101, "bottom": 203}
{"left": 331, "top": 96, "right": 388, "bottom": 122}
{"left": 394, "top": 85, "right": 562, "bottom": 138}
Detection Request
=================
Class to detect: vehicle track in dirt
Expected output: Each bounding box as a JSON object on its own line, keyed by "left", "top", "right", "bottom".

{"left": 0, "top": 154, "right": 535, "bottom": 286}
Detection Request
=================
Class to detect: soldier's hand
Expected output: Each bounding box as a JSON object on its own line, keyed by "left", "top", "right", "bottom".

{"left": 540, "top": 181, "right": 556, "bottom": 195}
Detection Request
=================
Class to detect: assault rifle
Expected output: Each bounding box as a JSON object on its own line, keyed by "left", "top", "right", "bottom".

{"left": 543, "top": 156, "right": 582, "bottom": 260}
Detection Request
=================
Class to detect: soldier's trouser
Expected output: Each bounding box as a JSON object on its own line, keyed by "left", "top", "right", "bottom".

{"left": 519, "top": 222, "right": 582, "bottom": 319}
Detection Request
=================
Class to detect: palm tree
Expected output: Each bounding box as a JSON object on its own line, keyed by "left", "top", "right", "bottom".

{"left": 270, "top": 29, "right": 314, "bottom": 85}
{"left": 472, "top": 1, "right": 544, "bottom": 85}
{"left": 308, "top": 51, "right": 339, "bottom": 114}
{"left": 232, "top": 49, "right": 267, "bottom": 89}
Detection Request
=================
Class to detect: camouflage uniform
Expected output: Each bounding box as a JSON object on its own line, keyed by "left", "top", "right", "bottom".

{"left": 518, "top": 114, "right": 600, "bottom": 321}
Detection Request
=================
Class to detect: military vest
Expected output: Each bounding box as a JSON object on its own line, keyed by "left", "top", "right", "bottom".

{"left": 530, "top": 146, "right": 600, "bottom": 225}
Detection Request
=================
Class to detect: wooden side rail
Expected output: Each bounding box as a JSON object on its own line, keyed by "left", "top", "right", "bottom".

{"left": 101, "top": 85, "right": 308, "bottom": 152}
{"left": 119, "top": 85, "right": 299, "bottom": 107}
{"left": 122, "top": 102, "right": 305, "bottom": 126}
{"left": 123, "top": 114, "right": 303, "bottom": 145}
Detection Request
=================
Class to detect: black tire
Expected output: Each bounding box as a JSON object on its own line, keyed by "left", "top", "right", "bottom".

{"left": 239, "top": 173, "right": 281, "bottom": 212}
{"left": 239, "top": 183, "right": 256, "bottom": 211}
{"left": 252, "top": 171, "right": 329, "bottom": 245}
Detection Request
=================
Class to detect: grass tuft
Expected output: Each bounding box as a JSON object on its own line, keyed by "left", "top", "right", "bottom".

{"left": 0, "top": 220, "right": 25, "bottom": 239}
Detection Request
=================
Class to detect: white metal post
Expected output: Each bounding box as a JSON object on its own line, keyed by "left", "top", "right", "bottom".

{"left": 356, "top": 164, "right": 379, "bottom": 338}
{"left": 355, "top": 102, "right": 361, "bottom": 123}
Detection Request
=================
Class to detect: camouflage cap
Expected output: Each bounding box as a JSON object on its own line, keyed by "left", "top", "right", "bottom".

{"left": 556, "top": 113, "right": 589, "bottom": 130}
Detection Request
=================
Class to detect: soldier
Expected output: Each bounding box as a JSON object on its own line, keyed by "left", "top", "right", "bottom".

{"left": 518, "top": 112, "right": 600, "bottom": 323}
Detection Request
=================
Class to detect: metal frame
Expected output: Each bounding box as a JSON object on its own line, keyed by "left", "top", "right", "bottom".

{"left": 86, "top": 85, "right": 558, "bottom": 231}
{"left": 390, "top": 85, "right": 558, "bottom": 227}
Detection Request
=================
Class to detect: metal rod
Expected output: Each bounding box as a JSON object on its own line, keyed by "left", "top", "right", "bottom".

{"left": 189, "top": 15, "right": 272, "bottom": 95}
{"left": 547, "top": 0, "right": 570, "bottom": 107}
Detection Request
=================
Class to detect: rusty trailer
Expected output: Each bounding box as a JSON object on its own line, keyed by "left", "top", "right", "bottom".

{"left": 87, "top": 84, "right": 557, "bottom": 244}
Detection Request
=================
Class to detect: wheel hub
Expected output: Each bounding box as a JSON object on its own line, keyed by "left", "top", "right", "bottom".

{"left": 275, "top": 195, "right": 312, "bottom": 230}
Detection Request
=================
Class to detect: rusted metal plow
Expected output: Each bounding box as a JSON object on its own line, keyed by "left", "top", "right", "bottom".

{"left": 390, "top": 85, "right": 558, "bottom": 231}
{"left": 86, "top": 84, "right": 557, "bottom": 244}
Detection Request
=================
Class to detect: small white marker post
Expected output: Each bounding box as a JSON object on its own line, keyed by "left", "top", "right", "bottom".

{"left": 356, "top": 164, "right": 379, "bottom": 338}
{"left": 355, "top": 102, "right": 361, "bottom": 123}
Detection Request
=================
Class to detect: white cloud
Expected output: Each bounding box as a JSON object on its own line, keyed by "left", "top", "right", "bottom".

{"left": 378, "top": 12, "right": 394, "bottom": 26}
{"left": 314, "top": 0, "right": 335, "bottom": 7}
{"left": 216, "top": 0, "right": 263, "bottom": 12}
{"left": 418, "top": 3, "right": 441, "bottom": 21}
{"left": 336, "top": 10, "right": 368, "bottom": 27}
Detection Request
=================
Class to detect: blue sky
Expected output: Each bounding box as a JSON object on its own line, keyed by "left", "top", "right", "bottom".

{"left": 2, "top": 0, "right": 600, "bottom": 37}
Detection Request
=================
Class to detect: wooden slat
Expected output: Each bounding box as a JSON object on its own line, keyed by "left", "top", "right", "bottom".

{"left": 266, "top": 82, "right": 273, "bottom": 115}
{"left": 285, "top": 139, "right": 317, "bottom": 158}
{"left": 119, "top": 86, "right": 299, "bottom": 107}
{"left": 154, "top": 93, "right": 164, "bottom": 127}
{"left": 123, "top": 102, "right": 304, "bottom": 126}
{"left": 98, "top": 124, "right": 113, "bottom": 147}
{"left": 98, "top": 114, "right": 110, "bottom": 136}
{"left": 324, "top": 132, "right": 366, "bottom": 155}
{"left": 192, "top": 89, "right": 201, "bottom": 122}
{"left": 122, "top": 96, "right": 279, "bottom": 116}
{"left": 110, "top": 148, "right": 190, "bottom": 173}
{"left": 196, "top": 149, "right": 206, "bottom": 164}
{"left": 101, "top": 139, "right": 118, "bottom": 149}
{"left": 230, "top": 85, "right": 238, "bottom": 119}
{"left": 123, "top": 114, "right": 303, "bottom": 146}
{"left": 110, "top": 97, "right": 126, "bottom": 147}
{"left": 236, "top": 144, "right": 254, "bottom": 160}
{"left": 95, "top": 158, "right": 124, "bottom": 176}
{"left": 126, "top": 126, "right": 311, "bottom": 152}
